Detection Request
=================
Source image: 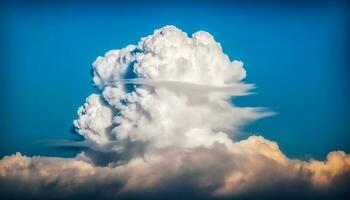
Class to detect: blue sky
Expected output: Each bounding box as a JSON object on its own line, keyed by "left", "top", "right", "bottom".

{"left": 0, "top": 0, "right": 349, "bottom": 160}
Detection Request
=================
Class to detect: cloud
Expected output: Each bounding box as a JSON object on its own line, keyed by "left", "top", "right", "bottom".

{"left": 1, "top": 26, "right": 349, "bottom": 199}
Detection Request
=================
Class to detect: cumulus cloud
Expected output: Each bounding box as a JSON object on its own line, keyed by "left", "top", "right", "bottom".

{"left": 0, "top": 26, "right": 349, "bottom": 199}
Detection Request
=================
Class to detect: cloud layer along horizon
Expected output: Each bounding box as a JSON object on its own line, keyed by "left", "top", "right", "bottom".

{"left": 1, "top": 26, "right": 349, "bottom": 199}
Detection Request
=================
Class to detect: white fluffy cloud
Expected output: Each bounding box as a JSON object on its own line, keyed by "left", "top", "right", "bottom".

{"left": 1, "top": 26, "right": 349, "bottom": 199}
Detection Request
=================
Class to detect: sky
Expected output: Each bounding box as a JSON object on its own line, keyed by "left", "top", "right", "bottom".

{"left": 0, "top": 1, "right": 350, "bottom": 199}
{"left": 1, "top": 0, "right": 348, "bottom": 160}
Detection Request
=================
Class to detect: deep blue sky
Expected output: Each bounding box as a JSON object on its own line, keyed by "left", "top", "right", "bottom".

{"left": 0, "top": 1, "right": 349, "bottom": 160}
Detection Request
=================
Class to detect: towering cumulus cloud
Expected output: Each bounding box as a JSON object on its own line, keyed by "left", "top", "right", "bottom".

{"left": 1, "top": 26, "right": 349, "bottom": 199}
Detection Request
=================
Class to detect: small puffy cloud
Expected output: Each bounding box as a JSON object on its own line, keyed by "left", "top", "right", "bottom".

{"left": 1, "top": 26, "right": 349, "bottom": 199}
